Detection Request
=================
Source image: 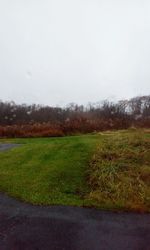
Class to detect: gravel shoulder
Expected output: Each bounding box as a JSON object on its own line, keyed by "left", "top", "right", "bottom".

{"left": 0, "top": 193, "right": 150, "bottom": 250}
{"left": 0, "top": 143, "right": 22, "bottom": 151}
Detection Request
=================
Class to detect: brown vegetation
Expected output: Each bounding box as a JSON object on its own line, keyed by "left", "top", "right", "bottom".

{"left": 0, "top": 95, "right": 149, "bottom": 137}
{"left": 87, "top": 130, "right": 150, "bottom": 212}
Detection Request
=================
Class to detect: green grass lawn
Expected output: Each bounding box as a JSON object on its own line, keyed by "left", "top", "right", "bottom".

{"left": 0, "top": 130, "right": 150, "bottom": 211}
{"left": 0, "top": 134, "right": 100, "bottom": 206}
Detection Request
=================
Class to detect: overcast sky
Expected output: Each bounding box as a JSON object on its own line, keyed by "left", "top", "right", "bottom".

{"left": 0, "top": 0, "right": 150, "bottom": 106}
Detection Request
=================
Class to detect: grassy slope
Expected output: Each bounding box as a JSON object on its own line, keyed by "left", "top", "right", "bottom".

{"left": 0, "top": 135, "right": 100, "bottom": 206}
{"left": 0, "top": 130, "right": 149, "bottom": 211}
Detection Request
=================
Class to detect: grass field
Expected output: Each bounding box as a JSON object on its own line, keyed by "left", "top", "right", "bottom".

{"left": 0, "top": 130, "right": 150, "bottom": 211}
{"left": 0, "top": 135, "right": 100, "bottom": 206}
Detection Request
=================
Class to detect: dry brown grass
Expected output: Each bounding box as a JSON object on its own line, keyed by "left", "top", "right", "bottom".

{"left": 87, "top": 130, "right": 150, "bottom": 212}
{"left": 0, "top": 124, "right": 64, "bottom": 138}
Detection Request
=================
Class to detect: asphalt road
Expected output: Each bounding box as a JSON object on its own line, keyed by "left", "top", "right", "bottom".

{"left": 0, "top": 144, "right": 21, "bottom": 152}
{"left": 0, "top": 193, "right": 150, "bottom": 250}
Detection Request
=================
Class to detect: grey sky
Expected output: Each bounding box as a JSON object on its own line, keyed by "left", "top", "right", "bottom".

{"left": 0, "top": 0, "right": 150, "bottom": 106}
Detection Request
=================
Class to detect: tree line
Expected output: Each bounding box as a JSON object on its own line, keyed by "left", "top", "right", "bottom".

{"left": 0, "top": 95, "right": 149, "bottom": 137}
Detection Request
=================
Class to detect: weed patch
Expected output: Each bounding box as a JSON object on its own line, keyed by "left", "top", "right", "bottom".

{"left": 87, "top": 131, "right": 150, "bottom": 211}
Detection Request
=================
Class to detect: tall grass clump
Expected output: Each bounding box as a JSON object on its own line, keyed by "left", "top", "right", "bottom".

{"left": 87, "top": 130, "right": 150, "bottom": 211}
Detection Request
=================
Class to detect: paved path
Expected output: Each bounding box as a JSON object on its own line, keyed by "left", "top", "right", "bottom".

{"left": 0, "top": 193, "right": 150, "bottom": 250}
{"left": 0, "top": 144, "right": 21, "bottom": 152}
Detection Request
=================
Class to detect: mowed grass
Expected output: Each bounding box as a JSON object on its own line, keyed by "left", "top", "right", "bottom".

{"left": 0, "top": 130, "right": 150, "bottom": 211}
{"left": 87, "top": 129, "right": 150, "bottom": 212}
{"left": 0, "top": 135, "right": 100, "bottom": 206}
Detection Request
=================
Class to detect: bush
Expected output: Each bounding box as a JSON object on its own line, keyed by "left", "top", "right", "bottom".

{"left": 0, "top": 124, "right": 64, "bottom": 138}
